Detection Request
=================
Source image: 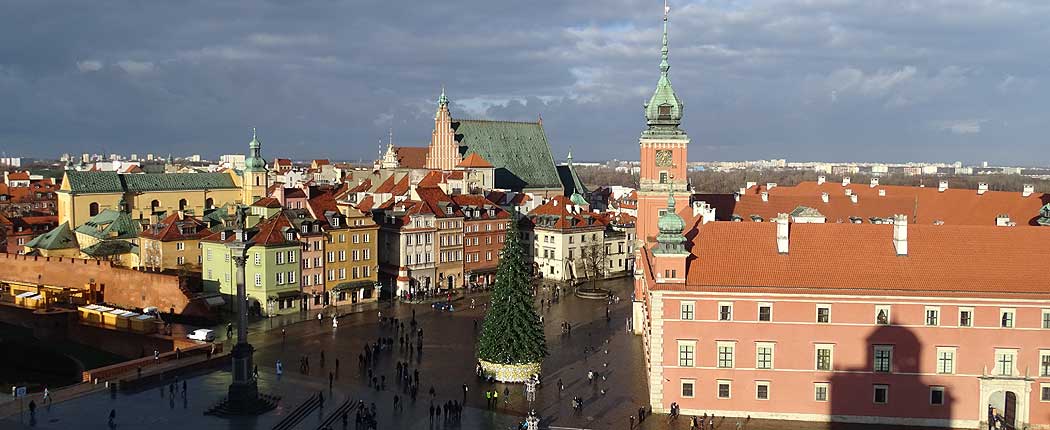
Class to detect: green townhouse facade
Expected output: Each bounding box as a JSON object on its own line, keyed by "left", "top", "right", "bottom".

{"left": 200, "top": 210, "right": 302, "bottom": 316}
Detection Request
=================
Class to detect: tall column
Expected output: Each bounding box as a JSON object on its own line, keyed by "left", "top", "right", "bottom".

{"left": 227, "top": 233, "right": 258, "bottom": 411}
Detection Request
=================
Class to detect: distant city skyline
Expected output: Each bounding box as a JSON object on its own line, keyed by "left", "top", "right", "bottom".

{"left": 1, "top": 1, "right": 1048, "bottom": 165}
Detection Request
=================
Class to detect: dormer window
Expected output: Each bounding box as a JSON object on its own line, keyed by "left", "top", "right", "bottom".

{"left": 658, "top": 104, "right": 672, "bottom": 119}
{"left": 313, "top": 224, "right": 320, "bottom": 233}
{"left": 301, "top": 225, "right": 309, "bottom": 233}
{"left": 286, "top": 232, "right": 295, "bottom": 241}
{"left": 445, "top": 206, "right": 452, "bottom": 215}
{"left": 221, "top": 231, "right": 227, "bottom": 241}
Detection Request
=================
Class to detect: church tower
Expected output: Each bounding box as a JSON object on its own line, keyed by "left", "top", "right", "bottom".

{"left": 637, "top": 2, "right": 690, "bottom": 243}
{"left": 425, "top": 88, "right": 461, "bottom": 170}
{"left": 242, "top": 128, "right": 269, "bottom": 204}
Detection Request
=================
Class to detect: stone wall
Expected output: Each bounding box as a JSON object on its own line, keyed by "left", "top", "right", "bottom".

{"left": 0, "top": 253, "right": 202, "bottom": 315}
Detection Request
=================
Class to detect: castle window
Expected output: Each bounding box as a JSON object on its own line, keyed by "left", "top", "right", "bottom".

{"left": 89, "top": 202, "right": 100, "bottom": 216}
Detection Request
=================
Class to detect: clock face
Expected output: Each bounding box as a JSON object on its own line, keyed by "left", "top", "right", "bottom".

{"left": 655, "top": 150, "right": 673, "bottom": 167}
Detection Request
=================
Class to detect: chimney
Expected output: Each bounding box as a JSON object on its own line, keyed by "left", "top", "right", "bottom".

{"left": 1022, "top": 184, "right": 1035, "bottom": 197}
{"left": 870, "top": 178, "right": 879, "bottom": 188}
{"left": 878, "top": 189, "right": 886, "bottom": 197}
{"left": 761, "top": 191, "right": 769, "bottom": 202}
{"left": 817, "top": 175, "right": 826, "bottom": 185}
{"left": 842, "top": 177, "right": 851, "bottom": 187}
{"left": 409, "top": 183, "right": 420, "bottom": 200}
{"left": 845, "top": 189, "right": 852, "bottom": 196}
{"left": 765, "top": 182, "right": 777, "bottom": 190}
{"left": 775, "top": 213, "right": 789, "bottom": 254}
{"left": 738, "top": 187, "right": 747, "bottom": 195}
{"left": 892, "top": 214, "right": 908, "bottom": 256}
{"left": 850, "top": 194, "right": 858, "bottom": 204}
{"left": 938, "top": 180, "right": 948, "bottom": 192}
{"left": 746, "top": 181, "right": 757, "bottom": 190}
{"left": 821, "top": 192, "right": 829, "bottom": 203}
{"left": 977, "top": 183, "right": 988, "bottom": 195}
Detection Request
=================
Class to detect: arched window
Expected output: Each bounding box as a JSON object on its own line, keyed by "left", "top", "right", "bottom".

{"left": 89, "top": 202, "right": 99, "bottom": 216}
{"left": 179, "top": 199, "right": 188, "bottom": 211}
{"left": 151, "top": 200, "right": 160, "bottom": 212}
{"left": 255, "top": 176, "right": 260, "bottom": 186}
{"left": 204, "top": 198, "right": 213, "bottom": 209}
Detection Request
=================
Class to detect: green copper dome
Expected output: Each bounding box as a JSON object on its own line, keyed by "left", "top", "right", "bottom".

{"left": 655, "top": 192, "right": 688, "bottom": 255}
{"left": 643, "top": 13, "right": 685, "bottom": 135}
{"left": 244, "top": 128, "right": 267, "bottom": 172}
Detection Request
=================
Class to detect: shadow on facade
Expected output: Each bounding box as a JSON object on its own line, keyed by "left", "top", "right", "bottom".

{"left": 829, "top": 324, "right": 953, "bottom": 430}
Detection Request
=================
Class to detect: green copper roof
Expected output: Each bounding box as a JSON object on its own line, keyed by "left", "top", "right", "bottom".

{"left": 75, "top": 209, "right": 142, "bottom": 240}
{"left": 654, "top": 193, "right": 688, "bottom": 255}
{"left": 121, "top": 172, "right": 237, "bottom": 191}
{"left": 557, "top": 150, "right": 590, "bottom": 198}
{"left": 451, "top": 119, "right": 562, "bottom": 191}
{"left": 25, "top": 222, "right": 78, "bottom": 250}
{"left": 642, "top": 14, "right": 687, "bottom": 139}
{"left": 81, "top": 240, "right": 136, "bottom": 257}
{"left": 63, "top": 171, "right": 237, "bottom": 194}
{"left": 244, "top": 128, "right": 267, "bottom": 172}
{"left": 64, "top": 171, "right": 124, "bottom": 194}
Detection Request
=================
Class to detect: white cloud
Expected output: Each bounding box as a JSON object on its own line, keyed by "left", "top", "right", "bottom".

{"left": 76, "top": 60, "right": 103, "bottom": 72}
{"left": 931, "top": 118, "right": 987, "bottom": 135}
{"left": 116, "top": 60, "right": 156, "bottom": 75}
{"left": 247, "top": 33, "right": 327, "bottom": 47}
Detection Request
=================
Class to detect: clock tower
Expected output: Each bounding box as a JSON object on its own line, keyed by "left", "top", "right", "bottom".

{"left": 637, "top": 3, "right": 689, "bottom": 243}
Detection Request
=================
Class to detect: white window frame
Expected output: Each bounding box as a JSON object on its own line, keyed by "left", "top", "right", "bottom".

{"left": 680, "top": 379, "right": 695, "bottom": 398}
{"left": 176, "top": 242, "right": 185, "bottom": 251}
{"left": 757, "top": 302, "right": 773, "bottom": 322}
{"left": 936, "top": 347, "right": 957, "bottom": 375}
{"left": 755, "top": 342, "right": 775, "bottom": 370}
{"left": 875, "top": 304, "right": 891, "bottom": 325}
{"left": 1041, "top": 383, "right": 1050, "bottom": 402}
{"left": 1042, "top": 309, "right": 1050, "bottom": 329}
{"left": 816, "top": 304, "right": 831, "bottom": 323}
{"left": 873, "top": 384, "right": 889, "bottom": 405}
{"left": 958, "top": 307, "right": 974, "bottom": 327}
{"left": 254, "top": 252, "right": 261, "bottom": 266}
{"left": 925, "top": 306, "right": 940, "bottom": 326}
{"left": 716, "top": 341, "right": 736, "bottom": 369}
{"left": 755, "top": 380, "right": 770, "bottom": 401}
{"left": 677, "top": 340, "right": 696, "bottom": 367}
{"left": 718, "top": 302, "right": 733, "bottom": 321}
{"left": 254, "top": 273, "right": 261, "bottom": 286}
{"left": 680, "top": 301, "right": 695, "bottom": 320}
{"left": 716, "top": 380, "right": 732, "bottom": 399}
{"left": 995, "top": 348, "right": 1018, "bottom": 376}
{"left": 873, "top": 345, "right": 893, "bottom": 373}
{"left": 815, "top": 344, "right": 834, "bottom": 371}
{"left": 814, "top": 382, "right": 829, "bottom": 402}
{"left": 1039, "top": 350, "right": 1050, "bottom": 377}
{"left": 1000, "top": 308, "right": 1016, "bottom": 328}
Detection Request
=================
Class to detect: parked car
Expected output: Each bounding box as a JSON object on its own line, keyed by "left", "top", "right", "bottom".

{"left": 187, "top": 328, "right": 215, "bottom": 342}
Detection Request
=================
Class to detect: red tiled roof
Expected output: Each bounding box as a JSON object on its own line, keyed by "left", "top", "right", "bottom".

{"left": 251, "top": 212, "right": 296, "bottom": 246}
{"left": 274, "top": 158, "right": 292, "bottom": 166}
{"left": 252, "top": 197, "right": 282, "bottom": 208}
{"left": 394, "top": 147, "right": 428, "bottom": 169}
{"left": 415, "top": 186, "right": 462, "bottom": 218}
{"left": 140, "top": 212, "right": 209, "bottom": 241}
{"left": 741, "top": 181, "right": 1049, "bottom": 226}
{"left": 524, "top": 195, "right": 606, "bottom": 230}
{"left": 7, "top": 171, "right": 30, "bottom": 180}
{"left": 347, "top": 179, "right": 372, "bottom": 194}
{"left": 312, "top": 159, "right": 330, "bottom": 166}
{"left": 670, "top": 222, "right": 1050, "bottom": 296}
{"left": 457, "top": 152, "right": 494, "bottom": 168}
{"left": 452, "top": 194, "right": 510, "bottom": 219}
{"left": 357, "top": 195, "right": 375, "bottom": 212}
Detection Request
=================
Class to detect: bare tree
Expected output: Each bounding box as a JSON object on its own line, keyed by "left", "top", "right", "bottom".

{"left": 579, "top": 243, "right": 607, "bottom": 288}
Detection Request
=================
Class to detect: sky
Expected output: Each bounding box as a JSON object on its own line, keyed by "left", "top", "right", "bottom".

{"left": 1, "top": 0, "right": 1048, "bottom": 165}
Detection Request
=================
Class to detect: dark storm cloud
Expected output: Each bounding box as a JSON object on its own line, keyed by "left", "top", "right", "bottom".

{"left": 0, "top": 0, "right": 1047, "bottom": 164}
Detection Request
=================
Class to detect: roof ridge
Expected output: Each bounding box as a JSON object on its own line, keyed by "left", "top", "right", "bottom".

{"left": 452, "top": 118, "right": 541, "bottom": 125}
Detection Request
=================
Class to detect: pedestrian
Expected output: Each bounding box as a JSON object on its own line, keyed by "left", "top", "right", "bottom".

{"left": 108, "top": 408, "right": 116, "bottom": 427}
{"left": 154, "top": 349, "right": 160, "bottom": 360}
{"left": 503, "top": 387, "right": 510, "bottom": 404}
{"left": 429, "top": 403, "right": 435, "bottom": 424}
{"left": 276, "top": 360, "right": 283, "bottom": 380}
{"left": 691, "top": 416, "right": 699, "bottom": 430}
{"left": 182, "top": 380, "right": 187, "bottom": 394}
{"left": 42, "top": 386, "right": 51, "bottom": 407}
{"left": 462, "top": 383, "right": 468, "bottom": 404}
{"left": 329, "top": 372, "right": 334, "bottom": 389}
{"left": 28, "top": 400, "right": 36, "bottom": 419}
{"left": 335, "top": 358, "right": 340, "bottom": 376}
{"left": 253, "top": 365, "right": 259, "bottom": 380}
{"left": 485, "top": 390, "right": 491, "bottom": 408}
{"left": 630, "top": 415, "right": 635, "bottom": 429}
{"left": 318, "top": 391, "right": 324, "bottom": 408}
{"left": 492, "top": 389, "right": 499, "bottom": 407}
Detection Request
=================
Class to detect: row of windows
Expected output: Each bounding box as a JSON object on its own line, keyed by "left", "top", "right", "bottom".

{"left": 465, "top": 251, "right": 494, "bottom": 263}
{"left": 464, "top": 222, "right": 506, "bottom": 232}
{"left": 679, "top": 380, "right": 955, "bottom": 405}
{"left": 405, "top": 233, "right": 433, "bottom": 246}
{"left": 462, "top": 235, "right": 503, "bottom": 247}
{"left": 406, "top": 253, "right": 433, "bottom": 265}
{"left": 680, "top": 301, "right": 1050, "bottom": 329}
{"left": 676, "top": 341, "right": 1050, "bottom": 377}
{"left": 440, "top": 250, "right": 463, "bottom": 263}
{"left": 316, "top": 265, "right": 372, "bottom": 283}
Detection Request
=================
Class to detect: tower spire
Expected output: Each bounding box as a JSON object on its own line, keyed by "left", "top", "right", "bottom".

{"left": 438, "top": 85, "right": 448, "bottom": 106}
{"left": 661, "top": 0, "right": 670, "bottom": 76}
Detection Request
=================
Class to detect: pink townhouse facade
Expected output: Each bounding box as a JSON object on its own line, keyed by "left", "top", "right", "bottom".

{"left": 636, "top": 214, "right": 1050, "bottom": 429}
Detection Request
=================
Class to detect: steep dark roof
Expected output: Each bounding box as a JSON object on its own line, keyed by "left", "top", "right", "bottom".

{"left": 63, "top": 171, "right": 237, "bottom": 194}
{"left": 451, "top": 119, "right": 561, "bottom": 191}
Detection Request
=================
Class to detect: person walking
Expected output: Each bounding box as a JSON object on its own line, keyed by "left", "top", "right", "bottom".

{"left": 108, "top": 409, "right": 116, "bottom": 427}
{"left": 276, "top": 360, "right": 283, "bottom": 380}
{"left": 462, "top": 383, "right": 468, "bottom": 404}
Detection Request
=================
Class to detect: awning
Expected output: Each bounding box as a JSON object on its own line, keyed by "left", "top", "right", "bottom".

{"left": 204, "top": 296, "right": 225, "bottom": 307}
{"left": 468, "top": 267, "right": 498, "bottom": 275}
{"left": 332, "top": 280, "right": 374, "bottom": 292}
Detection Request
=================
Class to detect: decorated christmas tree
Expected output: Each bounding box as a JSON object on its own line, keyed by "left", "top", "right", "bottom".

{"left": 477, "top": 213, "right": 547, "bottom": 372}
